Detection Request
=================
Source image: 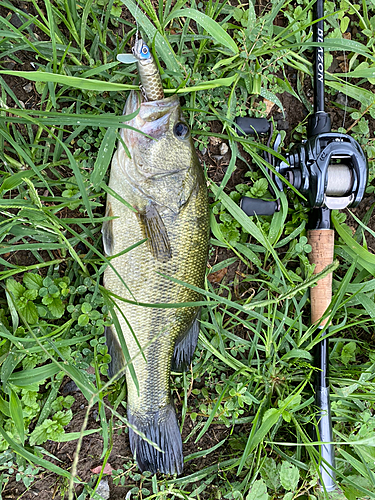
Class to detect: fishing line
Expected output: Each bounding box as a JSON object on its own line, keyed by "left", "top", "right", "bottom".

{"left": 133, "top": 0, "right": 140, "bottom": 47}
{"left": 342, "top": 49, "right": 348, "bottom": 129}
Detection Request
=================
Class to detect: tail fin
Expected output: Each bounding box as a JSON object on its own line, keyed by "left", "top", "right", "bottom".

{"left": 128, "top": 404, "right": 183, "bottom": 475}
{"left": 171, "top": 312, "right": 200, "bottom": 372}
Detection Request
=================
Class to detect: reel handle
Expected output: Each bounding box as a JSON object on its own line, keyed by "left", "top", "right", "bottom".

{"left": 240, "top": 197, "right": 278, "bottom": 216}
{"left": 308, "top": 229, "right": 335, "bottom": 326}
{"left": 235, "top": 117, "right": 271, "bottom": 136}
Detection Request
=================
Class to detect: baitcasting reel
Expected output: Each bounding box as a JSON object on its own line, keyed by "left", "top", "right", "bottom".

{"left": 235, "top": 116, "right": 368, "bottom": 217}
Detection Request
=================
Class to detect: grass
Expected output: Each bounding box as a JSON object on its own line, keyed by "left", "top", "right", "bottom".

{"left": 0, "top": 0, "right": 375, "bottom": 499}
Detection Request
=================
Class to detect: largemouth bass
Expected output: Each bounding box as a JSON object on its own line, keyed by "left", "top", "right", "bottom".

{"left": 103, "top": 40, "right": 210, "bottom": 475}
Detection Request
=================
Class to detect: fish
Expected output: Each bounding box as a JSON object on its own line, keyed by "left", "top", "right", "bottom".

{"left": 103, "top": 39, "right": 210, "bottom": 475}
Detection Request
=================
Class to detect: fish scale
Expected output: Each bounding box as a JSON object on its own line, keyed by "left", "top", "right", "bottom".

{"left": 103, "top": 85, "right": 209, "bottom": 475}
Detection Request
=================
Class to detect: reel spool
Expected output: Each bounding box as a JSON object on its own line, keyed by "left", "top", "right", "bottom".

{"left": 276, "top": 132, "right": 368, "bottom": 211}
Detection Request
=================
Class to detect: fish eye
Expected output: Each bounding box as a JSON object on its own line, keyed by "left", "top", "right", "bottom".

{"left": 174, "top": 122, "right": 190, "bottom": 139}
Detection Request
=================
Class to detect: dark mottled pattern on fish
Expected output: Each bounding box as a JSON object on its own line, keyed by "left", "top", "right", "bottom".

{"left": 102, "top": 91, "right": 210, "bottom": 475}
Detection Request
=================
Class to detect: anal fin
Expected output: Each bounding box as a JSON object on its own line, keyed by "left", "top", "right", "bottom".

{"left": 105, "top": 325, "right": 125, "bottom": 379}
{"left": 171, "top": 310, "right": 200, "bottom": 372}
{"left": 102, "top": 202, "right": 115, "bottom": 256}
{"left": 138, "top": 202, "right": 172, "bottom": 262}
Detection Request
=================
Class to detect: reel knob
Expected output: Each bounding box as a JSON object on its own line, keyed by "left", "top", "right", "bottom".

{"left": 235, "top": 117, "right": 271, "bottom": 136}
{"left": 240, "top": 197, "right": 278, "bottom": 216}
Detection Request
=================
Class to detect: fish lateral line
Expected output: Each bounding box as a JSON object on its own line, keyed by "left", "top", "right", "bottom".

{"left": 102, "top": 288, "right": 213, "bottom": 308}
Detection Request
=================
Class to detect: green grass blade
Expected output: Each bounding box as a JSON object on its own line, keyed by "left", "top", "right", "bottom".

{"left": 90, "top": 127, "right": 118, "bottom": 189}
{"left": 332, "top": 211, "right": 375, "bottom": 275}
{"left": 80, "top": 0, "right": 94, "bottom": 58}
{"left": 8, "top": 364, "right": 61, "bottom": 387}
{"left": 0, "top": 70, "right": 137, "bottom": 92}
{"left": 166, "top": 9, "right": 238, "bottom": 54}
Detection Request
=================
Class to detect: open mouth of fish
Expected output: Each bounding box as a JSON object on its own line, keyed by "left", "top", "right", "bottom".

{"left": 124, "top": 90, "right": 180, "bottom": 141}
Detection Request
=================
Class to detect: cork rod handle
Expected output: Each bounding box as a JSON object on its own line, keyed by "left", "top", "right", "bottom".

{"left": 308, "top": 230, "right": 335, "bottom": 326}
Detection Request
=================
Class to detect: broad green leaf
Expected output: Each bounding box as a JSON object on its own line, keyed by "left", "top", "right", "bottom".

{"left": 250, "top": 178, "right": 268, "bottom": 198}
{"left": 29, "top": 418, "right": 62, "bottom": 446}
{"left": 261, "top": 457, "right": 281, "bottom": 491}
{"left": 23, "top": 273, "right": 43, "bottom": 290}
{"left": 340, "top": 16, "right": 350, "bottom": 33}
{"left": 260, "top": 88, "right": 284, "bottom": 114}
{"left": 326, "top": 81, "right": 375, "bottom": 107}
{"left": 23, "top": 300, "right": 39, "bottom": 324}
{"left": 49, "top": 298, "right": 65, "bottom": 318}
{"left": 6, "top": 279, "right": 25, "bottom": 300}
{"left": 9, "top": 388, "right": 24, "bottom": 445}
{"left": 280, "top": 461, "right": 299, "bottom": 491}
{"left": 246, "top": 479, "right": 269, "bottom": 500}
{"left": 166, "top": 9, "right": 238, "bottom": 54}
{"left": 53, "top": 409, "right": 73, "bottom": 427}
{"left": 341, "top": 341, "right": 356, "bottom": 365}
{"left": 284, "top": 493, "right": 294, "bottom": 500}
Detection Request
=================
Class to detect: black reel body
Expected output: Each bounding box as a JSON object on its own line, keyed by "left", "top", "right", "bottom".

{"left": 279, "top": 132, "right": 368, "bottom": 210}
{"left": 236, "top": 116, "right": 368, "bottom": 216}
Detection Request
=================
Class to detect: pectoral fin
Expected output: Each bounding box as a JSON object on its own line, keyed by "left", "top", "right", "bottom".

{"left": 138, "top": 202, "right": 172, "bottom": 262}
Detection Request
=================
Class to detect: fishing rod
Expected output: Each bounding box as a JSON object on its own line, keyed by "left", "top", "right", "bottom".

{"left": 235, "top": 0, "right": 368, "bottom": 492}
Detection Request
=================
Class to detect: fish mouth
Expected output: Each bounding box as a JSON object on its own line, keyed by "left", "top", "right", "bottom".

{"left": 124, "top": 91, "right": 179, "bottom": 140}
{"left": 125, "top": 90, "right": 178, "bottom": 116}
